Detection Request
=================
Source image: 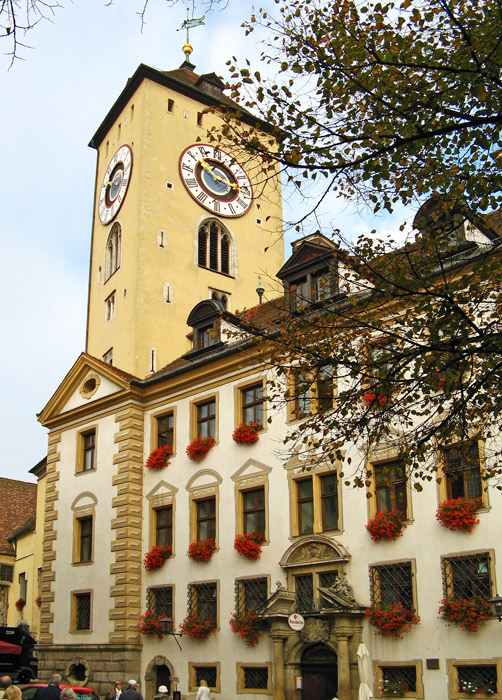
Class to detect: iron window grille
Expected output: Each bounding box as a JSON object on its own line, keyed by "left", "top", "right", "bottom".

{"left": 318, "top": 571, "right": 339, "bottom": 590}
{"left": 442, "top": 552, "right": 492, "bottom": 599}
{"left": 75, "top": 593, "right": 91, "bottom": 630}
{"left": 235, "top": 577, "right": 268, "bottom": 614}
{"left": 457, "top": 665, "right": 497, "bottom": 695}
{"left": 295, "top": 574, "right": 315, "bottom": 612}
{"left": 370, "top": 562, "right": 414, "bottom": 610}
{"left": 188, "top": 582, "right": 217, "bottom": 621}
{"left": 243, "top": 667, "right": 269, "bottom": 690}
{"left": 195, "top": 667, "right": 217, "bottom": 689}
{"left": 147, "top": 586, "right": 173, "bottom": 627}
{"left": 381, "top": 666, "right": 417, "bottom": 693}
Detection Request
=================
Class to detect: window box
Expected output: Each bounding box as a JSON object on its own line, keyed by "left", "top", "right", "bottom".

{"left": 234, "top": 531, "right": 265, "bottom": 560}
{"left": 439, "top": 596, "right": 491, "bottom": 632}
{"left": 366, "top": 602, "right": 420, "bottom": 637}
{"left": 229, "top": 609, "right": 261, "bottom": 646}
{"left": 143, "top": 544, "right": 172, "bottom": 572}
{"left": 139, "top": 611, "right": 168, "bottom": 638}
{"left": 15, "top": 598, "right": 25, "bottom": 613}
{"left": 366, "top": 510, "right": 407, "bottom": 541}
{"left": 145, "top": 444, "right": 173, "bottom": 470}
{"left": 233, "top": 422, "right": 260, "bottom": 445}
{"left": 179, "top": 612, "right": 216, "bottom": 639}
{"left": 436, "top": 497, "right": 482, "bottom": 532}
{"left": 187, "top": 538, "right": 216, "bottom": 562}
{"left": 186, "top": 436, "right": 215, "bottom": 462}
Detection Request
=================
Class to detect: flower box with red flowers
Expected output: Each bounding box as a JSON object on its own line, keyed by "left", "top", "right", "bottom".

{"left": 143, "top": 543, "right": 172, "bottom": 572}
{"left": 15, "top": 598, "right": 26, "bottom": 613}
{"left": 436, "top": 497, "right": 482, "bottom": 532}
{"left": 179, "top": 612, "right": 216, "bottom": 639}
{"left": 381, "top": 680, "right": 410, "bottom": 696}
{"left": 187, "top": 538, "right": 216, "bottom": 562}
{"left": 366, "top": 602, "right": 420, "bottom": 637}
{"left": 139, "top": 610, "right": 172, "bottom": 638}
{"left": 186, "top": 436, "right": 215, "bottom": 462}
{"left": 366, "top": 509, "right": 407, "bottom": 541}
{"left": 439, "top": 596, "right": 491, "bottom": 632}
{"left": 232, "top": 421, "right": 261, "bottom": 445}
{"left": 145, "top": 444, "right": 173, "bottom": 470}
{"left": 362, "top": 391, "right": 388, "bottom": 408}
{"left": 35, "top": 596, "right": 42, "bottom": 607}
{"left": 229, "top": 609, "right": 261, "bottom": 646}
{"left": 234, "top": 531, "right": 266, "bottom": 560}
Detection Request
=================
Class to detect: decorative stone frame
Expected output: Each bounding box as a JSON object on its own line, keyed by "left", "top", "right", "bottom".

{"left": 65, "top": 657, "right": 91, "bottom": 686}
{"left": 78, "top": 374, "right": 100, "bottom": 400}
{"left": 71, "top": 493, "right": 98, "bottom": 565}
{"left": 69, "top": 589, "right": 93, "bottom": 634}
{"left": 435, "top": 437, "right": 490, "bottom": 510}
{"left": 231, "top": 459, "right": 271, "bottom": 542}
{"left": 286, "top": 461, "right": 343, "bottom": 538}
{"left": 236, "top": 662, "right": 273, "bottom": 694}
{"left": 186, "top": 470, "right": 222, "bottom": 547}
{"left": 365, "top": 443, "right": 414, "bottom": 520}
{"left": 149, "top": 406, "right": 177, "bottom": 456}
{"left": 188, "top": 661, "right": 221, "bottom": 693}
{"left": 446, "top": 658, "right": 502, "bottom": 699}
{"left": 233, "top": 377, "right": 267, "bottom": 433}
{"left": 144, "top": 655, "right": 175, "bottom": 700}
{"left": 146, "top": 481, "right": 178, "bottom": 554}
{"left": 373, "top": 660, "right": 424, "bottom": 699}
{"left": 75, "top": 426, "right": 98, "bottom": 474}
{"left": 189, "top": 392, "right": 219, "bottom": 443}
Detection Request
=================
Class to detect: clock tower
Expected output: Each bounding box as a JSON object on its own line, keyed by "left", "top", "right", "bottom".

{"left": 85, "top": 57, "right": 284, "bottom": 379}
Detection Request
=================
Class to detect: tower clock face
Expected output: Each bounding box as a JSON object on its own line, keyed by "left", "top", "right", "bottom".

{"left": 98, "top": 145, "right": 133, "bottom": 225}
{"left": 179, "top": 144, "right": 253, "bottom": 217}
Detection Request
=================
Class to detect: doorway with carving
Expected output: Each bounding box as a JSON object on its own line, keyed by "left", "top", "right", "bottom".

{"left": 301, "top": 643, "right": 338, "bottom": 700}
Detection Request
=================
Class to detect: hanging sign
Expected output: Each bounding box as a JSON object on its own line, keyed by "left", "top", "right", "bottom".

{"left": 288, "top": 613, "right": 305, "bottom": 631}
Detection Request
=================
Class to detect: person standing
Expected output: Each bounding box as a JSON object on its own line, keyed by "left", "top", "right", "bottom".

{"left": 5, "top": 682, "right": 21, "bottom": 700}
{"left": 195, "top": 680, "right": 210, "bottom": 700}
{"left": 120, "top": 680, "right": 143, "bottom": 700}
{"left": 33, "top": 675, "right": 62, "bottom": 700}
{"left": 154, "top": 686, "right": 169, "bottom": 700}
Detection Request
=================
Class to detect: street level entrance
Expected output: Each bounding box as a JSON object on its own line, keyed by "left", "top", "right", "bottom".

{"left": 301, "top": 643, "right": 338, "bottom": 700}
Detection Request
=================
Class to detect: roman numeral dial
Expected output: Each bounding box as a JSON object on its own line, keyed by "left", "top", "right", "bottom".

{"left": 98, "top": 145, "right": 133, "bottom": 225}
{"left": 179, "top": 144, "right": 253, "bottom": 218}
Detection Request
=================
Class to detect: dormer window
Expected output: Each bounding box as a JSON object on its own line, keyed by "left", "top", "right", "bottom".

{"left": 186, "top": 299, "right": 226, "bottom": 357}
{"left": 290, "top": 268, "right": 335, "bottom": 310}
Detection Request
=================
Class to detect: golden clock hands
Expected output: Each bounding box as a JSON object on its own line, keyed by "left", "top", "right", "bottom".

{"left": 199, "top": 159, "right": 239, "bottom": 190}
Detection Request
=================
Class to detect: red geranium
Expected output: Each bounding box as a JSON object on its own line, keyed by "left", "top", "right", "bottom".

{"left": 366, "top": 602, "right": 420, "bottom": 637}
{"left": 143, "top": 543, "right": 172, "bottom": 571}
{"left": 366, "top": 510, "right": 407, "bottom": 541}
{"left": 15, "top": 598, "right": 26, "bottom": 613}
{"left": 35, "top": 596, "right": 41, "bottom": 607}
{"left": 436, "top": 497, "right": 482, "bottom": 532}
{"left": 439, "top": 596, "right": 491, "bottom": 632}
{"left": 234, "top": 531, "right": 265, "bottom": 560}
{"left": 363, "top": 392, "right": 388, "bottom": 407}
{"left": 187, "top": 538, "right": 216, "bottom": 561}
{"left": 139, "top": 610, "right": 168, "bottom": 638}
{"left": 145, "top": 444, "right": 173, "bottom": 470}
{"left": 232, "top": 422, "right": 261, "bottom": 444}
{"left": 186, "top": 436, "right": 215, "bottom": 462}
{"left": 179, "top": 612, "right": 216, "bottom": 639}
{"left": 229, "top": 609, "right": 261, "bottom": 646}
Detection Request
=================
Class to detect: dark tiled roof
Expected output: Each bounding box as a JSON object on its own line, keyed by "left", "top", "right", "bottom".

{"left": 0, "top": 479, "right": 37, "bottom": 556}
{"left": 80, "top": 353, "right": 140, "bottom": 382}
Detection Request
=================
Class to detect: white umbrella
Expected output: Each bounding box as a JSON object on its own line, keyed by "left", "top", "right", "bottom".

{"left": 357, "top": 643, "right": 374, "bottom": 700}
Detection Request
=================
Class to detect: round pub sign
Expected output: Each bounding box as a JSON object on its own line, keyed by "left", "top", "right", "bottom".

{"left": 288, "top": 613, "right": 305, "bottom": 631}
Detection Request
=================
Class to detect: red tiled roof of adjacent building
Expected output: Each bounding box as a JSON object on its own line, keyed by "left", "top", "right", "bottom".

{"left": 0, "top": 479, "right": 37, "bottom": 556}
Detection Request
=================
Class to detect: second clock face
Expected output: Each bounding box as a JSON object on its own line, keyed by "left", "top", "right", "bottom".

{"left": 179, "top": 144, "right": 253, "bottom": 217}
{"left": 98, "top": 145, "right": 133, "bottom": 225}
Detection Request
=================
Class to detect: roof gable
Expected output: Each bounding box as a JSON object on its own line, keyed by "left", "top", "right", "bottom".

{"left": 277, "top": 238, "right": 337, "bottom": 280}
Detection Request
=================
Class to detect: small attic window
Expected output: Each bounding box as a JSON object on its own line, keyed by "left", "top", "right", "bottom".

{"left": 79, "top": 374, "right": 100, "bottom": 400}
{"left": 197, "top": 112, "right": 203, "bottom": 127}
{"left": 290, "top": 268, "right": 336, "bottom": 310}
{"left": 186, "top": 299, "right": 226, "bottom": 356}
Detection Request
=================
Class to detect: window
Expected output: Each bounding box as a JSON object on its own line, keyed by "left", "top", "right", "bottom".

{"left": 0, "top": 565, "right": 13, "bottom": 583}
{"left": 18, "top": 573, "right": 27, "bottom": 602}
{"left": 367, "top": 340, "right": 397, "bottom": 398}
{"left": 370, "top": 561, "right": 414, "bottom": 610}
{"left": 81, "top": 430, "right": 96, "bottom": 472}
{"left": 235, "top": 577, "right": 268, "bottom": 614}
{"left": 442, "top": 552, "right": 492, "bottom": 600}
{"left": 167, "top": 98, "right": 174, "bottom": 113}
{"left": 147, "top": 586, "right": 173, "bottom": 629}
{"left": 188, "top": 664, "right": 220, "bottom": 693}
{"left": 374, "top": 459, "right": 407, "bottom": 513}
{"left": 443, "top": 441, "right": 482, "bottom": 500}
{"left": 196, "top": 497, "right": 216, "bottom": 540}
{"left": 155, "top": 506, "right": 173, "bottom": 548}
{"left": 241, "top": 383, "right": 264, "bottom": 427}
{"left": 242, "top": 487, "right": 266, "bottom": 536}
{"left": 289, "top": 266, "right": 337, "bottom": 310}
{"left": 105, "top": 223, "right": 121, "bottom": 280}
{"left": 197, "top": 324, "right": 218, "bottom": 349}
{"left": 450, "top": 662, "right": 500, "bottom": 698}
{"left": 291, "top": 278, "right": 308, "bottom": 310}
{"left": 237, "top": 665, "right": 272, "bottom": 693}
{"left": 156, "top": 412, "right": 174, "bottom": 449}
{"left": 312, "top": 269, "right": 332, "bottom": 302}
{"left": 74, "top": 516, "right": 93, "bottom": 564}
{"left": 376, "top": 664, "right": 422, "bottom": 698}
{"left": 188, "top": 582, "right": 217, "bottom": 623}
{"left": 317, "top": 366, "right": 334, "bottom": 411}
{"left": 290, "top": 366, "right": 334, "bottom": 420}
{"left": 292, "top": 471, "right": 339, "bottom": 535}
{"left": 71, "top": 591, "right": 91, "bottom": 631}
{"left": 293, "top": 370, "right": 311, "bottom": 418}
{"left": 198, "top": 220, "right": 232, "bottom": 275}
{"left": 197, "top": 399, "right": 216, "bottom": 438}
{"left": 294, "top": 570, "right": 339, "bottom": 613}
{"left": 102, "top": 348, "right": 113, "bottom": 365}
{"left": 105, "top": 292, "right": 115, "bottom": 322}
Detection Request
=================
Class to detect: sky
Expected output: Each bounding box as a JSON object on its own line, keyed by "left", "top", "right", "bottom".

{"left": 0, "top": 0, "right": 409, "bottom": 483}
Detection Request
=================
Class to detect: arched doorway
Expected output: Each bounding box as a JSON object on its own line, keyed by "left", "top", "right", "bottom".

{"left": 301, "top": 643, "right": 337, "bottom": 700}
{"left": 156, "top": 665, "right": 170, "bottom": 694}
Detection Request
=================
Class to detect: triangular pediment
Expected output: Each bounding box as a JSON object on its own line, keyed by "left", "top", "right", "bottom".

{"left": 277, "top": 238, "right": 337, "bottom": 281}
{"left": 146, "top": 481, "right": 178, "bottom": 500}
{"left": 38, "top": 353, "right": 135, "bottom": 427}
{"left": 231, "top": 459, "right": 272, "bottom": 483}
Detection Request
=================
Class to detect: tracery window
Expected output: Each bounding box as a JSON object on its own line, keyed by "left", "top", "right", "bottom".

{"left": 105, "top": 222, "right": 121, "bottom": 280}
{"left": 198, "top": 220, "right": 232, "bottom": 275}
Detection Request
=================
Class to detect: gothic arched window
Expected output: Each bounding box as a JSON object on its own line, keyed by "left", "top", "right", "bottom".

{"left": 198, "top": 220, "right": 232, "bottom": 276}
{"left": 105, "top": 223, "right": 121, "bottom": 280}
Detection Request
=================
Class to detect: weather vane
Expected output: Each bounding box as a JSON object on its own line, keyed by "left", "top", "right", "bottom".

{"left": 178, "top": 8, "right": 205, "bottom": 61}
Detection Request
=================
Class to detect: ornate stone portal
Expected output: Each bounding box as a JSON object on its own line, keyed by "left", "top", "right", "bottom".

{"left": 260, "top": 536, "right": 367, "bottom": 700}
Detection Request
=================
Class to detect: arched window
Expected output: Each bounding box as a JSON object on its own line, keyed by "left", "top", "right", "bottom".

{"left": 105, "top": 223, "right": 121, "bottom": 280}
{"left": 198, "top": 220, "right": 232, "bottom": 276}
